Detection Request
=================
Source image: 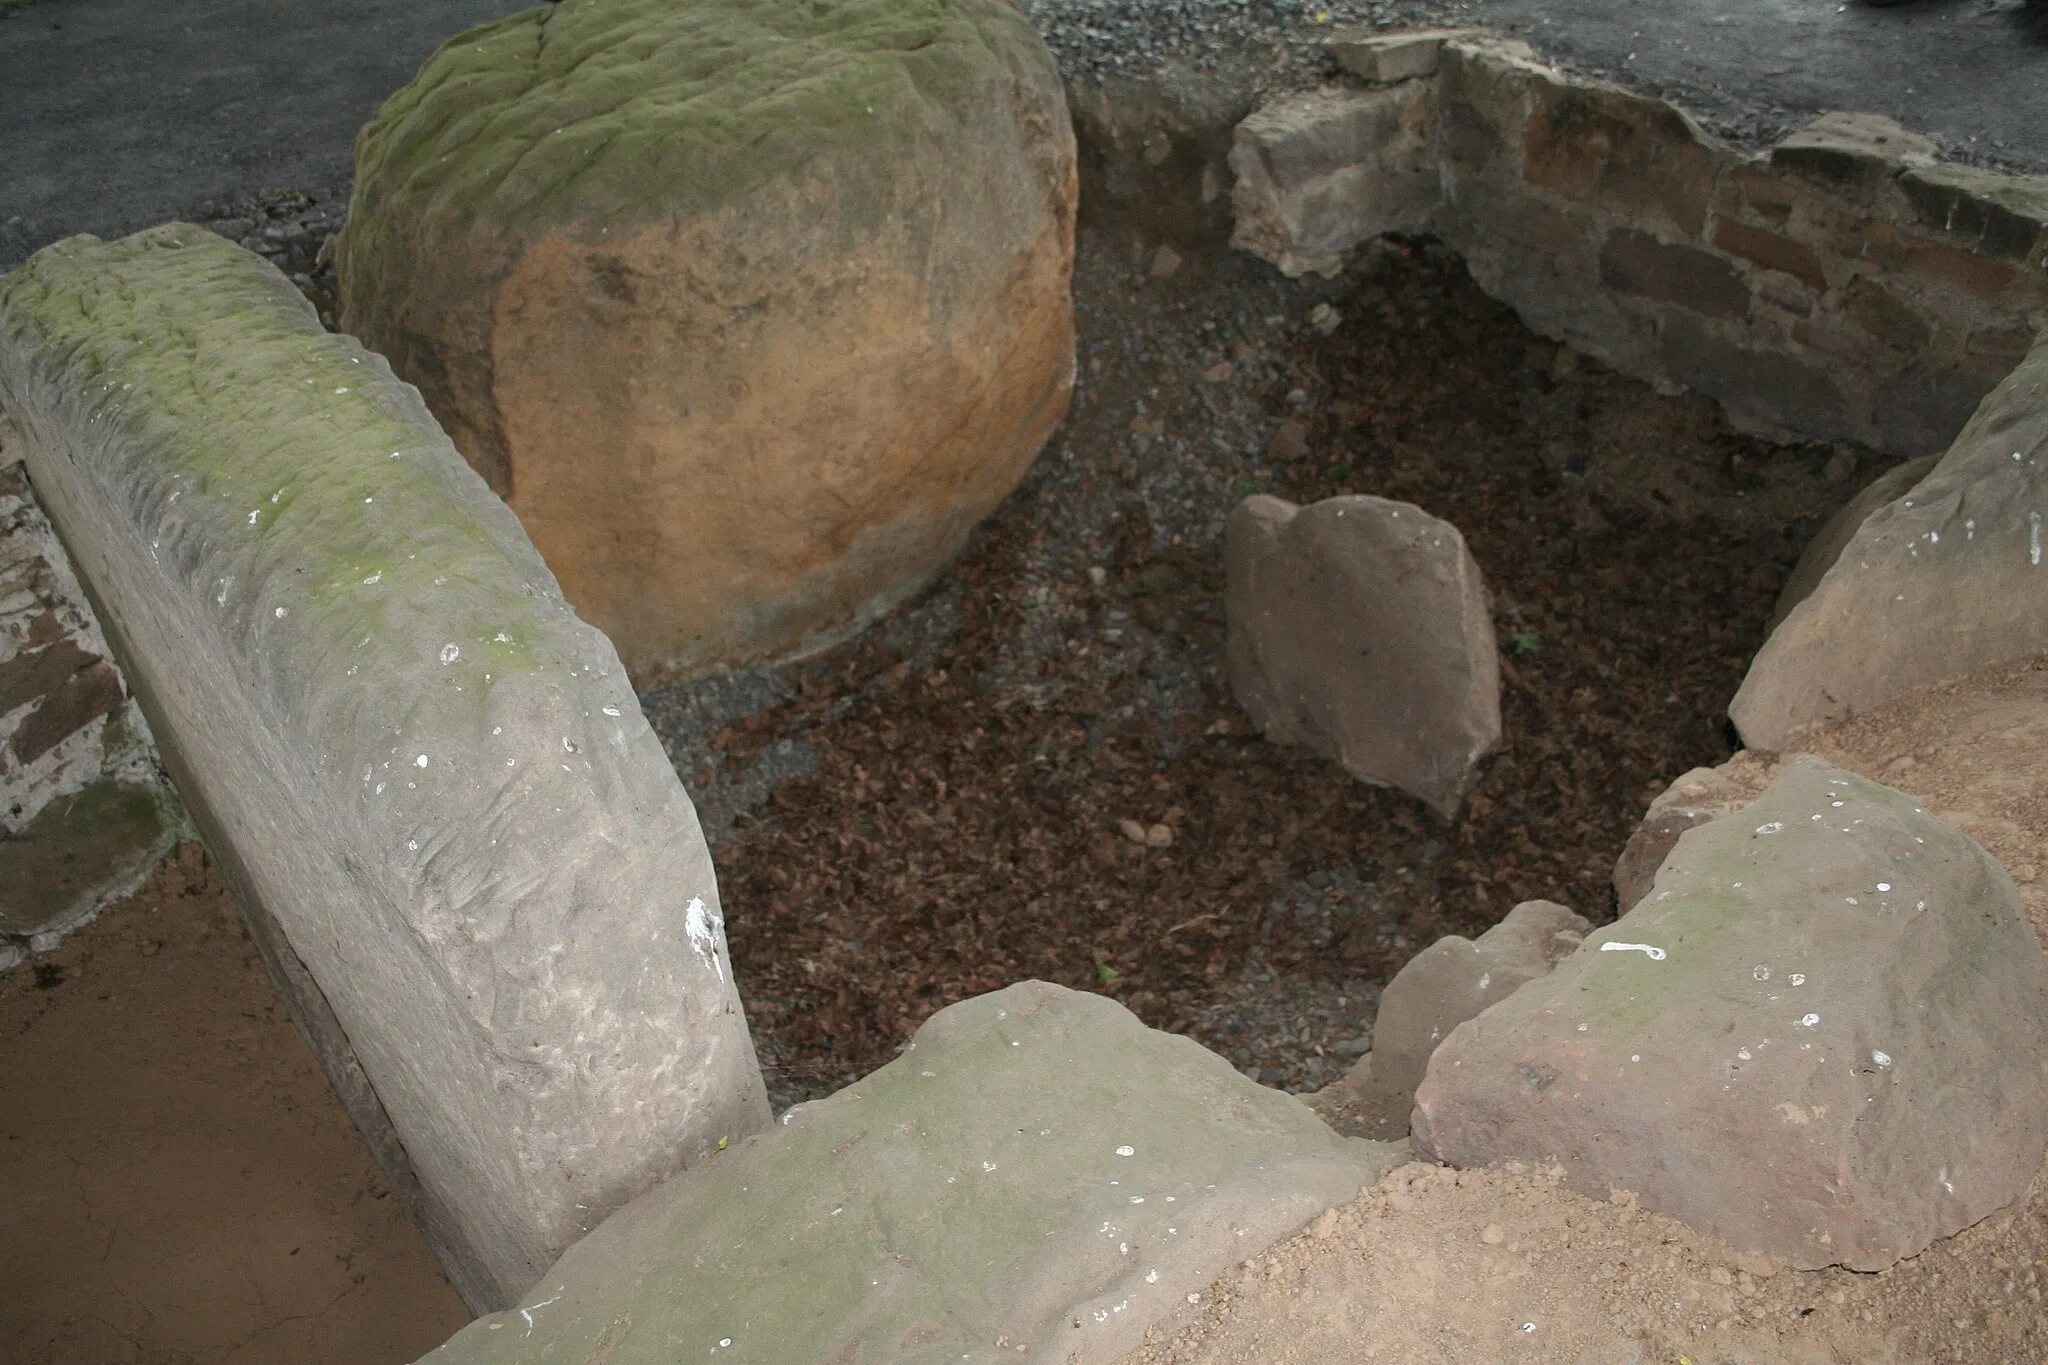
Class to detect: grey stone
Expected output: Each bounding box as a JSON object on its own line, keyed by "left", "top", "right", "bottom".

{"left": 1768, "top": 455, "right": 1937, "bottom": 635}
{"left": 1229, "top": 84, "right": 1441, "bottom": 279}
{"left": 1311, "top": 900, "right": 1587, "bottom": 1139}
{"left": 1328, "top": 29, "right": 1474, "bottom": 85}
{"left": 0, "top": 225, "right": 769, "bottom": 1310}
{"left": 1610, "top": 752, "right": 1780, "bottom": 915}
{"left": 1731, "top": 328, "right": 2048, "bottom": 750}
{"left": 1226, "top": 494, "right": 1501, "bottom": 817}
{"left": 417, "top": 981, "right": 1405, "bottom": 1365}
{"left": 1770, "top": 112, "right": 1941, "bottom": 186}
{"left": 1414, "top": 758, "right": 2048, "bottom": 1271}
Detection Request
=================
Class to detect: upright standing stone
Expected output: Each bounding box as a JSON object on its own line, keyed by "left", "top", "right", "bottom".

{"left": 338, "top": 0, "right": 1077, "bottom": 686}
{"left": 1226, "top": 493, "right": 1500, "bottom": 816}
{"left": 0, "top": 227, "right": 770, "bottom": 1311}
{"left": 1731, "top": 330, "right": 2048, "bottom": 749}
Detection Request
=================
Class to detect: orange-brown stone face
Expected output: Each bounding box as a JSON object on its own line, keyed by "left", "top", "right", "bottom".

{"left": 338, "top": 0, "right": 1076, "bottom": 685}
{"left": 486, "top": 184, "right": 1074, "bottom": 685}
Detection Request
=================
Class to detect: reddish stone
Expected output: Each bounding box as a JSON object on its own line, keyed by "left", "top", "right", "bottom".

{"left": 1522, "top": 83, "right": 1719, "bottom": 236}
{"left": 0, "top": 637, "right": 97, "bottom": 719}
{"left": 12, "top": 659, "right": 123, "bottom": 765}
{"left": 1710, "top": 216, "right": 1827, "bottom": 292}
{"left": 1862, "top": 222, "right": 2018, "bottom": 303}
{"left": 1838, "top": 276, "right": 1932, "bottom": 352}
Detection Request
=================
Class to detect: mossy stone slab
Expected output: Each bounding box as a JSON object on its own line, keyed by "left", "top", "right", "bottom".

{"left": 0, "top": 225, "right": 769, "bottom": 1310}
{"left": 421, "top": 982, "right": 1403, "bottom": 1365}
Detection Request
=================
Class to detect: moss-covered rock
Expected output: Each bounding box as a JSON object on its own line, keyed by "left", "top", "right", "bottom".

{"left": 340, "top": 0, "right": 1076, "bottom": 684}
{"left": 420, "top": 981, "right": 1402, "bottom": 1365}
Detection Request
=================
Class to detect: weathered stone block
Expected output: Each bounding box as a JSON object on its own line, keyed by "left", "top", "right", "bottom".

{"left": 340, "top": 0, "right": 1077, "bottom": 685}
{"left": 1416, "top": 758, "right": 2048, "bottom": 1271}
{"left": 1711, "top": 216, "right": 1828, "bottom": 292}
{"left": 1230, "top": 84, "right": 1440, "bottom": 279}
{"left": 1599, "top": 228, "right": 1749, "bottom": 320}
{"left": 1523, "top": 81, "right": 1721, "bottom": 237}
{"left": 1732, "top": 327, "right": 2048, "bottom": 748}
{"left": 1658, "top": 313, "right": 1853, "bottom": 442}
{"left": 1226, "top": 494, "right": 1500, "bottom": 817}
{"left": 1770, "top": 112, "right": 1938, "bottom": 189}
{"left": 1329, "top": 28, "right": 1474, "bottom": 84}
{"left": 1896, "top": 162, "right": 2048, "bottom": 265}
{"left": 0, "top": 226, "right": 770, "bottom": 1310}
{"left": 417, "top": 982, "right": 1405, "bottom": 1365}
{"left": 1862, "top": 221, "right": 2019, "bottom": 303}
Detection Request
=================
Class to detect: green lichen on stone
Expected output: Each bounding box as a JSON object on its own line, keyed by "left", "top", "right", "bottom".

{"left": 0, "top": 226, "right": 556, "bottom": 683}
{"left": 421, "top": 982, "right": 1395, "bottom": 1365}
{"left": 346, "top": 0, "right": 1053, "bottom": 253}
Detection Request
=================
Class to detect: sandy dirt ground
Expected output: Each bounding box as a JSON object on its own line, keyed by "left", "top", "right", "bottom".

{"left": 0, "top": 847, "right": 471, "bottom": 1365}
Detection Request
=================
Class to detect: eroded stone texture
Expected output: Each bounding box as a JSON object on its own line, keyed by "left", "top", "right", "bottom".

{"left": 0, "top": 226, "right": 769, "bottom": 1310}
{"left": 1229, "top": 84, "right": 1439, "bottom": 279}
{"left": 1414, "top": 758, "right": 2048, "bottom": 1271}
{"left": 338, "top": 0, "right": 1076, "bottom": 686}
{"left": 1226, "top": 494, "right": 1499, "bottom": 816}
{"left": 1311, "top": 900, "right": 1586, "bottom": 1139}
{"left": 418, "top": 982, "right": 1404, "bottom": 1365}
{"left": 1731, "top": 330, "right": 2048, "bottom": 750}
{"left": 1611, "top": 752, "right": 1781, "bottom": 915}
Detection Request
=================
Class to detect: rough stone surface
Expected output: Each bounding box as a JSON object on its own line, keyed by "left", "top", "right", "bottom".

{"left": 1328, "top": 29, "right": 1471, "bottom": 85}
{"left": 1309, "top": 900, "right": 1586, "bottom": 1139}
{"left": 338, "top": 0, "right": 1077, "bottom": 686}
{"left": 1731, "top": 329, "right": 2048, "bottom": 750}
{"left": 418, "top": 981, "right": 1405, "bottom": 1365}
{"left": 0, "top": 774, "right": 179, "bottom": 969}
{"left": 1229, "top": 83, "right": 1439, "bottom": 279}
{"left": 1414, "top": 758, "right": 2048, "bottom": 1271}
{"left": 0, "top": 226, "right": 770, "bottom": 1310}
{"left": 1767, "top": 454, "right": 1937, "bottom": 635}
{"left": 1611, "top": 751, "right": 1780, "bottom": 916}
{"left": 1225, "top": 493, "right": 1500, "bottom": 817}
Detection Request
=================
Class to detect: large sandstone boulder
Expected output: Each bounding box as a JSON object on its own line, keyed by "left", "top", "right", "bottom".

{"left": 339, "top": 0, "right": 1077, "bottom": 685}
{"left": 1765, "top": 455, "right": 1936, "bottom": 635}
{"left": 1413, "top": 758, "right": 2048, "bottom": 1271}
{"left": 416, "top": 982, "right": 1404, "bottom": 1365}
{"left": 1731, "top": 329, "right": 2048, "bottom": 748}
{"left": 1225, "top": 493, "right": 1500, "bottom": 816}
{"left": 1311, "top": 899, "right": 1586, "bottom": 1138}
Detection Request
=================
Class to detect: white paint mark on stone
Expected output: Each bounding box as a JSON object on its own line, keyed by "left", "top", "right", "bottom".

{"left": 1115, "top": 1145, "right": 1135, "bottom": 1157}
{"left": 439, "top": 644, "right": 460, "bottom": 665}
{"left": 1600, "top": 942, "right": 1667, "bottom": 961}
{"left": 1755, "top": 821, "right": 1783, "bottom": 835}
{"left": 1753, "top": 965, "right": 1770, "bottom": 981}
{"left": 2033, "top": 513, "right": 2046, "bottom": 568}
{"left": 1737, "top": 1048, "right": 1752, "bottom": 1062}
{"left": 685, "top": 896, "right": 724, "bottom": 981}
{"left": 415, "top": 754, "right": 429, "bottom": 768}
{"left": 1146, "top": 1269, "right": 1160, "bottom": 1283}
{"left": 1872, "top": 1050, "right": 1892, "bottom": 1068}
{"left": 1799, "top": 1013, "right": 1821, "bottom": 1027}
{"left": 1877, "top": 882, "right": 1891, "bottom": 892}
{"left": 275, "top": 607, "right": 287, "bottom": 618}
{"left": 982, "top": 1161, "right": 997, "bottom": 1172}
{"left": 363, "top": 571, "right": 382, "bottom": 585}
{"left": 602, "top": 705, "right": 621, "bottom": 717}
{"left": 247, "top": 510, "right": 260, "bottom": 524}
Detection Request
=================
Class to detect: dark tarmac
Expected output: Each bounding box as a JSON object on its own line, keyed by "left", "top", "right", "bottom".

{"left": 1, "top": 0, "right": 2044, "bottom": 270}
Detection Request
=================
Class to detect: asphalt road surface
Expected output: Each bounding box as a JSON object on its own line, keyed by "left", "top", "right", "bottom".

{"left": 2, "top": 0, "right": 2043, "bottom": 273}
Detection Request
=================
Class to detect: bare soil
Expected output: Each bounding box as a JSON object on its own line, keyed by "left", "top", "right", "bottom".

{"left": 698, "top": 229, "right": 1882, "bottom": 1106}
{"left": 0, "top": 848, "right": 470, "bottom": 1365}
